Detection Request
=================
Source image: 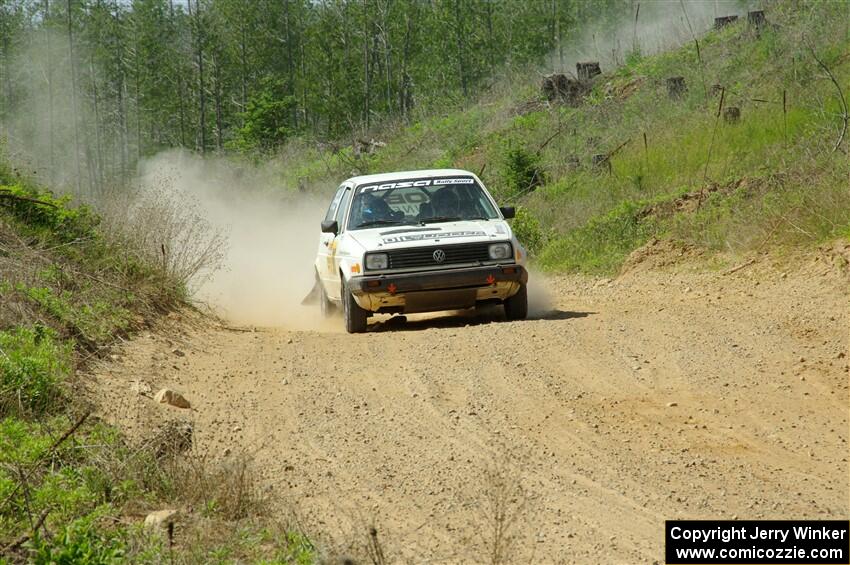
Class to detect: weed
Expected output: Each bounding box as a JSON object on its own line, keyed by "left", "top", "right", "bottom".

{"left": 510, "top": 207, "right": 545, "bottom": 255}
{"left": 0, "top": 327, "right": 69, "bottom": 418}
{"left": 500, "top": 145, "right": 543, "bottom": 199}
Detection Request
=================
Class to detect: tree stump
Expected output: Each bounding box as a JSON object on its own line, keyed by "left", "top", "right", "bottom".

{"left": 541, "top": 73, "right": 589, "bottom": 106}
{"left": 747, "top": 10, "right": 766, "bottom": 29}
{"left": 541, "top": 74, "right": 565, "bottom": 102}
{"left": 714, "top": 15, "right": 738, "bottom": 30}
{"left": 591, "top": 154, "right": 611, "bottom": 173}
{"left": 723, "top": 107, "right": 741, "bottom": 123}
{"left": 666, "top": 76, "right": 687, "bottom": 99}
{"left": 576, "top": 62, "right": 601, "bottom": 81}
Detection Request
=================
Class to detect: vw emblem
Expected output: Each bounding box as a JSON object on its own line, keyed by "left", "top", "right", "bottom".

{"left": 432, "top": 249, "right": 446, "bottom": 263}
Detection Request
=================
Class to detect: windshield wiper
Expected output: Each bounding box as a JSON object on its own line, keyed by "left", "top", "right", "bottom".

{"left": 419, "top": 216, "right": 462, "bottom": 224}
{"left": 356, "top": 219, "right": 405, "bottom": 228}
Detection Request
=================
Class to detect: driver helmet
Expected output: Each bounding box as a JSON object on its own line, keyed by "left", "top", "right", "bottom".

{"left": 360, "top": 194, "right": 391, "bottom": 223}
{"left": 431, "top": 187, "right": 460, "bottom": 217}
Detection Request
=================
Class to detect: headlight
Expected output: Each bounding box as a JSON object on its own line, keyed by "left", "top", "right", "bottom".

{"left": 365, "top": 253, "right": 388, "bottom": 270}
{"left": 488, "top": 243, "right": 512, "bottom": 260}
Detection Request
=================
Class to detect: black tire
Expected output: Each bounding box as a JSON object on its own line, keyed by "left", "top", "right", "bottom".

{"left": 504, "top": 283, "right": 528, "bottom": 321}
{"left": 343, "top": 279, "right": 369, "bottom": 333}
{"left": 317, "top": 272, "right": 335, "bottom": 318}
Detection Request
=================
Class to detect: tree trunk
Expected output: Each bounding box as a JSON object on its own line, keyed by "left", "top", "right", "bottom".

{"left": 66, "top": 0, "right": 83, "bottom": 195}
{"left": 89, "top": 56, "right": 104, "bottom": 194}
{"left": 362, "top": 0, "right": 370, "bottom": 130}
{"left": 44, "top": 0, "right": 56, "bottom": 184}
{"left": 454, "top": 0, "right": 467, "bottom": 98}
{"left": 485, "top": 0, "right": 494, "bottom": 74}
{"left": 212, "top": 48, "right": 223, "bottom": 151}
{"left": 381, "top": 0, "right": 392, "bottom": 114}
{"left": 169, "top": 0, "right": 187, "bottom": 146}
{"left": 239, "top": 17, "right": 247, "bottom": 117}
{"left": 189, "top": 0, "right": 207, "bottom": 153}
{"left": 400, "top": 13, "right": 412, "bottom": 119}
{"left": 284, "top": 0, "right": 296, "bottom": 128}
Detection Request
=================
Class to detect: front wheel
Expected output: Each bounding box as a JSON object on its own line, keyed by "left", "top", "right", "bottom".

{"left": 343, "top": 280, "right": 369, "bottom": 333}
{"left": 503, "top": 283, "right": 528, "bottom": 321}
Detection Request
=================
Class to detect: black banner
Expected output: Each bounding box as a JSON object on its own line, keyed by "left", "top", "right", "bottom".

{"left": 666, "top": 520, "right": 850, "bottom": 564}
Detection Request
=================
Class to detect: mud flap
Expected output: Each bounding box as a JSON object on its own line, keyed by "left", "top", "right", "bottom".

{"left": 301, "top": 279, "right": 321, "bottom": 305}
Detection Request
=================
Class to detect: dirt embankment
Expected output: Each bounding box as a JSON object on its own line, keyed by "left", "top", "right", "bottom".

{"left": 90, "top": 250, "right": 849, "bottom": 563}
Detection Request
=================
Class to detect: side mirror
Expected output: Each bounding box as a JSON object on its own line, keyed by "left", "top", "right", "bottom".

{"left": 321, "top": 220, "right": 339, "bottom": 234}
{"left": 499, "top": 206, "right": 516, "bottom": 219}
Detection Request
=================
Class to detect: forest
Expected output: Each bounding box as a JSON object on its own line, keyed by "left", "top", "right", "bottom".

{"left": 0, "top": 0, "right": 631, "bottom": 196}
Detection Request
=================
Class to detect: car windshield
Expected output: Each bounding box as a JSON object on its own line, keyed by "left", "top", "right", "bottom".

{"left": 348, "top": 176, "right": 499, "bottom": 230}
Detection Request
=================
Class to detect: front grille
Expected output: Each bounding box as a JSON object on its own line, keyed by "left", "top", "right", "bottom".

{"left": 383, "top": 242, "right": 505, "bottom": 270}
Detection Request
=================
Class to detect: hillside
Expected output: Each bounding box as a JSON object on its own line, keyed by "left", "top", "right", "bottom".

{"left": 0, "top": 1, "right": 848, "bottom": 563}
{"left": 275, "top": 1, "right": 849, "bottom": 274}
{"left": 0, "top": 166, "right": 312, "bottom": 561}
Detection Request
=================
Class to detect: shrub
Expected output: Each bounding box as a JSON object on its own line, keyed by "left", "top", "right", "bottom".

{"left": 500, "top": 145, "right": 543, "bottom": 198}
{"left": 0, "top": 326, "right": 70, "bottom": 418}
{"left": 510, "top": 207, "right": 545, "bottom": 255}
{"left": 230, "top": 77, "right": 298, "bottom": 152}
{"left": 0, "top": 184, "right": 99, "bottom": 243}
{"left": 30, "top": 514, "right": 126, "bottom": 564}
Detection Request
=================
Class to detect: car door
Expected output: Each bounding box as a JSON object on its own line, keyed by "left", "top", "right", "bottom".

{"left": 317, "top": 185, "right": 346, "bottom": 291}
{"left": 327, "top": 185, "right": 354, "bottom": 300}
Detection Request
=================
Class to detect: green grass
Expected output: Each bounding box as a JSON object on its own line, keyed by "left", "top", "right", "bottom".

{"left": 270, "top": 1, "right": 850, "bottom": 274}
{"left": 1, "top": 166, "right": 317, "bottom": 563}
{"left": 0, "top": 327, "right": 70, "bottom": 418}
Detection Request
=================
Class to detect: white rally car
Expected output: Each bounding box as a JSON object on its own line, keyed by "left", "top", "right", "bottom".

{"left": 308, "top": 169, "right": 528, "bottom": 333}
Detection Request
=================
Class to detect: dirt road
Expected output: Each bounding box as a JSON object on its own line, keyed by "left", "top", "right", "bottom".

{"left": 92, "top": 249, "right": 849, "bottom": 563}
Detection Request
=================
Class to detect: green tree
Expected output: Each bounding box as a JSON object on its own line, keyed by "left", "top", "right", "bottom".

{"left": 230, "top": 77, "right": 297, "bottom": 152}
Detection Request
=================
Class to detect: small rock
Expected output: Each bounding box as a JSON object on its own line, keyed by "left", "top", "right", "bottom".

{"left": 154, "top": 388, "right": 191, "bottom": 409}
{"left": 172, "top": 349, "right": 185, "bottom": 357}
{"left": 144, "top": 509, "right": 179, "bottom": 530}
{"left": 130, "top": 380, "right": 152, "bottom": 395}
{"left": 666, "top": 402, "right": 678, "bottom": 407}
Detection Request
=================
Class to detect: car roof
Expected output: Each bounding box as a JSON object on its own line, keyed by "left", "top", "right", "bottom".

{"left": 345, "top": 169, "right": 476, "bottom": 187}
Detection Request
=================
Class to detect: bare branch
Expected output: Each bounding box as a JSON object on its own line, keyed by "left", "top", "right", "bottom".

{"left": 807, "top": 40, "right": 848, "bottom": 153}
{"left": 0, "top": 190, "right": 59, "bottom": 209}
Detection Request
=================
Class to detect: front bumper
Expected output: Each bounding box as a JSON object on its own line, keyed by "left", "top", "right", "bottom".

{"left": 349, "top": 265, "right": 528, "bottom": 313}
{"left": 351, "top": 264, "right": 527, "bottom": 294}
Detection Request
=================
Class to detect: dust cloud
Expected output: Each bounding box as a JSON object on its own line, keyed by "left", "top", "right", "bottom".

{"left": 135, "top": 150, "right": 333, "bottom": 329}
{"left": 548, "top": 0, "right": 757, "bottom": 73}
{"left": 527, "top": 270, "right": 555, "bottom": 318}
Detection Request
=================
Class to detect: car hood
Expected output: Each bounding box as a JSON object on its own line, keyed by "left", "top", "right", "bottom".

{"left": 348, "top": 220, "right": 513, "bottom": 250}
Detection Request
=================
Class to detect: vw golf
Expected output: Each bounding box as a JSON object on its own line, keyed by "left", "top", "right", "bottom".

{"left": 309, "top": 169, "right": 528, "bottom": 333}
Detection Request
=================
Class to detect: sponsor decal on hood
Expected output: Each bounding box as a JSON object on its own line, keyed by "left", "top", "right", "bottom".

{"left": 382, "top": 230, "right": 485, "bottom": 244}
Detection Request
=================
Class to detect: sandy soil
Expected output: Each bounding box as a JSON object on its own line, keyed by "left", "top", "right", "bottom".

{"left": 90, "top": 249, "right": 849, "bottom": 563}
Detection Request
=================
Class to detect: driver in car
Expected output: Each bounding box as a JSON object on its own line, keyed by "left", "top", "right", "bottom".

{"left": 357, "top": 193, "right": 395, "bottom": 225}
{"left": 428, "top": 186, "right": 477, "bottom": 220}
